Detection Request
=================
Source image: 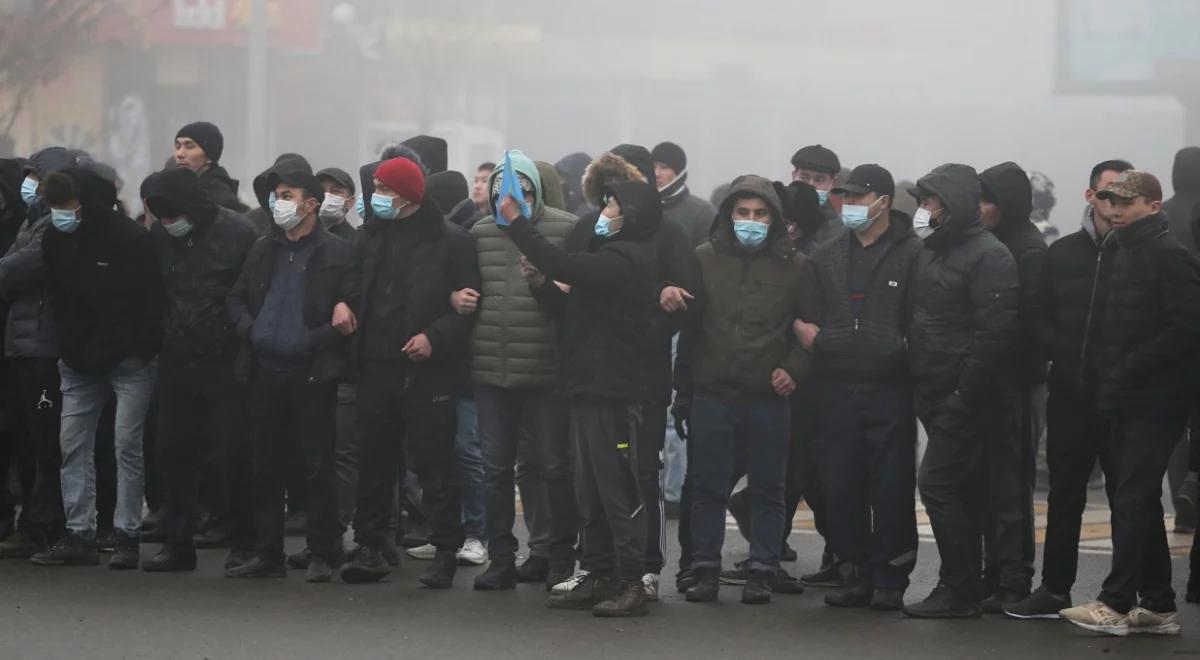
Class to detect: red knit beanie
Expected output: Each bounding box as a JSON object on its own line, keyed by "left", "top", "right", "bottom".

{"left": 374, "top": 157, "right": 425, "bottom": 203}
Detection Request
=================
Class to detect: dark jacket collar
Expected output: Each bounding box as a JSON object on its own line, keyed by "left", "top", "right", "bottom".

{"left": 1115, "top": 212, "right": 1168, "bottom": 247}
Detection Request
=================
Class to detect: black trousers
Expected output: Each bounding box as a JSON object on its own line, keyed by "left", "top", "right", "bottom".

{"left": 638, "top": 401, "right": 667, "bottom": 575}
{"left": 918, "top": 394, "right": 992, "bottom": 601}
{"left": 812, "top": 382, "right": 918, "bottom": 591}
{"left": 2, "top": 357, "right": 64, "bottom": 536}
{"left": 353, "top": 363, "right": 463, "bottom": 552}
{"left": 573, "top": 400, "right": 645, "bottom": 581}
{"left": 250, "top": 368, "right": 339, "bottom": 564}
{"left": 1040, "top": 392, "right": 1110, "bottom": 595}
{"left": 157, "top": 357, "right": 253, "bottom": 551}
{"left": 983, "top": 388, "right": 1035, "bottom": 595}
{"left": 1099, "top": 414, "right": 1184, "bottom": 614}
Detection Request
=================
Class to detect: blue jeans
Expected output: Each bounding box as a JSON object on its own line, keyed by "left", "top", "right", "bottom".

{"left": 59, "top": 357, "right": 157, "bottom": 537}
{"left": 456, "top": 398, "right": 485, "bottom": 539}
{"left": 690, "top": 393, "right": 790, "bottom": 572}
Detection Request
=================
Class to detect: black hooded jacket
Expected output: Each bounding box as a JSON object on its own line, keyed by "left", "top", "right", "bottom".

{"left": 980, "top": 161, "right": 1048, "bottom": 386}
{"left": 1098, "top": 212, "right": 1200, "bottom": 416}
{"left": 43, "top": 167, "right": 165, "bottom": 375}
{"left": 1036, "top": 206, "right": 1118, "bottom": 402}
{"left": 508, "top": 181, "right": 661, "bottom": 402}
{"left": 909, "top": 164, "right": 1019, "bottom": 407}
{"left": 199, "top": 163, "right": 247, "bottom": 213}
{"left": 146, "top": 168, "right": 259, "bottom": 364}
{"left": 810, "top": 210, "right": 922, "bottom": 384}
{"left": 1165, "top": 146, "right": 1200, "bottom": 252}
{"left": 0, "top": 147, "right": 76, "bottom": 359}
{"left": 555, "top": 152, "right": 593, "bottom": 217}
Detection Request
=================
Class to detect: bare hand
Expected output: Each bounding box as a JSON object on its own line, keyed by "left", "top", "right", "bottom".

{"left": 402, "top": 333, "right": 433, "bottom": 361}
{"left": 660, "top": 286, "right": 695, "bottom": 313}
{"left": 771, "top": 368, "right": 796, "bottom": 397}
{"left": 793, "top": 319, "right": 820, "bottom": 351}
{"left": 332, "top": 302, "right": 357, "bottom": 336}
{"left": 520, "top": 256, "right": 546, "bottom": 287}
{"left": 451, "top": 288, "right": 481, "bottom": 315}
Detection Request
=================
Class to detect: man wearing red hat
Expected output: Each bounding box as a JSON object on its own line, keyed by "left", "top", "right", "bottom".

{"left": 339, "top": 157, "right": 482, "bottom": 589}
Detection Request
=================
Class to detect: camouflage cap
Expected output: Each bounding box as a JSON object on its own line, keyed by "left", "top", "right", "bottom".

{"left": 1096, "top": 170, "right": 1163, "bottom": 202}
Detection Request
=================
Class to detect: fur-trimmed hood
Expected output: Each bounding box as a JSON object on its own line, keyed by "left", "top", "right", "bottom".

{"left": 582, "top": 152, "right": 646, "bottom": 209}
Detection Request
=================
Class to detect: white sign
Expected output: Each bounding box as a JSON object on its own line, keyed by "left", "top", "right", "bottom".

{"left": 173, "top": 0, "right": 226, "bottom": 30}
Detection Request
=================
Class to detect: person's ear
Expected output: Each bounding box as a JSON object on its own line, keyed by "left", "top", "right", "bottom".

{"left": 1149, "top": 199, "right": 1163, "bottom": 214}
{"left": 1084, "top": 188, "right": 1095, "bottom": 206}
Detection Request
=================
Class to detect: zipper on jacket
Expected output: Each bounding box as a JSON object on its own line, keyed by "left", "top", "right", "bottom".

{"left": 1078, "top": 236, "right": 1109, "bottom": 386}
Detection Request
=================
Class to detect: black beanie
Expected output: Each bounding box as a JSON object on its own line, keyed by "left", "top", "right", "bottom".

{"left": 403, "top": 135, "right": 449, "bottom": 175}
{"left": 175, "top": 122, "right": 224, "bottom": 163}
{"left": 426, "top": 170, "right": 470, "bottom": 215}
{"left": 651, "top": 142, "right": 687, "bottom": 174}
{"left": 790, "top": 144, "right": 840, "bottom": 175}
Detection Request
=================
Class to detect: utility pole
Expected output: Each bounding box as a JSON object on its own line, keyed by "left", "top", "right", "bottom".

{"left": 246, "top": 0, "right": 268, "bottom": 174}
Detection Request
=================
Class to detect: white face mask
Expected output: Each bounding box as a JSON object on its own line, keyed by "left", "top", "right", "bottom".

{"left": 319, "top": 193, "right": 347, "bottom": 222}
{"left": 273, "top": 199, "right": 303, "bottom": 231}
{"left": 913, "top": 207, "right": 932, "bottom": 229}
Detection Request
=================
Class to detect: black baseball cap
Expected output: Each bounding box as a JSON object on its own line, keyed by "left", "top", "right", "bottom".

{"left": 832, "top": 164, "right": 895, "bottom": 199}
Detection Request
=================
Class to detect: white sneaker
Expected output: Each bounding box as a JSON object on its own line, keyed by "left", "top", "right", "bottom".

{"left": 405, "top": 543, "right": 436, "bottom": 560}
{"left": 642, "top": 573, "right": 660, "bottom": 602}
{"left": 1060, "top": 601, "right": 1131, "bottom": 637}
{"left": 551, "top": 570, "right": 591, "bottom": 595}
{"left": 1128, "top": 607, "right": 1181, "bottom": 636}
{"left": 456, "top": 538, "right": 488, "bottom": 566}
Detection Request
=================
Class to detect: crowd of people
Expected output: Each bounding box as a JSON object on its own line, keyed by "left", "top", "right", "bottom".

{"left": 1, "top": 121, "right": 1200, "bottom": 637}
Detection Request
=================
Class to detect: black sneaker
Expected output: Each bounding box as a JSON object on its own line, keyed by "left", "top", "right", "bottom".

{"left": 546, "top": 562, "right": 575, "bottom": 592}
{"left": 720, "top": 559, "right": 750, "bottom": 585}
{"left": 224, "top": 549, "right": 256, "bottom": 571}
{"left": 771, "top": 567, "right": 805, "bottom": 595}
{"left": 516, "top": 556, "right": 550, "bottom": 583}
{"left": 871, "top": 588, "right": 904, "bottom": 612}
{"left": 30, "top": 531, "right": 99, "bottom": 566}
{"left": 780, "top": 541, "right": 798, "bottom": 563}
{"left": 340, "top": 545, "right": 391, "bottom": 584}
{"left": 305, "top": 556, "right": 334, "bottom": 583}
{"left": 903, "top": 585, "right": 982, "bottom": 619}
{"left": 982, "top": 589, "right": 1028, "bottom": 615}
{"left": 801, "top": 563, "right": 842, "bottom": 588}
{"left": 548, "top": 573, "right": 619, "bottom": 610}
{"left": 1003, "top": 586, "right": 1071, "bottom": 620}
{"left": 419, "top": 551, "right": 458, "bottom": 589}
{"left": 594, "top": 578, "right": 649, "bottom": 618}
{"left": 0, "top": 529, "right": 48, "bottom": 559}
{"left": 728, "top": 490, "right": 751, "bottom": 542}
{"left": 686, "top": 567, "right": 720, "bottom": 603}
{"left": 675, "top": 567, "right": 698, "bottom": 593}
{"left": 109, "top": 531, "right": 140, "bottom": 570}
{"left": 143, "top": 547, "right": 197, "bottom": 572}
{"left": 742, "top": 570, "right": 773, "bottom": 605}
{"left": 95, "top": 527, "right": 117, "bottom": 553}
{"left": 225, "top": 555, "right": 286, "bottom": 578}
{"left": 287, "top": 548, "right": 312, "bottom": 570}
{"left": 825, "top": 564, "right": 873, "bottom": 607}
{"left": 474, "top": 558, "right": 518, "bottom": 591}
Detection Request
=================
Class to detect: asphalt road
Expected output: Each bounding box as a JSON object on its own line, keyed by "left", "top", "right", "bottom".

{"left": 0, "top": 524, "right": 1195, "bottom": 660}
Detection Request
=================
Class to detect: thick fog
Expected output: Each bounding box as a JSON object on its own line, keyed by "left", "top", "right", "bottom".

{"left": 4, "top": 0, "right": 1194, "bottom": 231}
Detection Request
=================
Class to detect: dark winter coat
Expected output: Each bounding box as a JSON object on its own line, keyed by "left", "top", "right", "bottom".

{"left": 42, "top": 167, "right": 165, "bottom": 375}
{"left": 1097, "top": 212, "right": 1200, "bottom": 416}
{"left": 810, "top": 211, "right": 921, "bottom": 384}
{"left": 1165, "top": 147, "right": 1200, "bottom": 252}
{"left": 199, "top": 164, "right": 248, "bottom": 213}
{"left": 909, "top": 164, "right": 1019, "bottom": 407}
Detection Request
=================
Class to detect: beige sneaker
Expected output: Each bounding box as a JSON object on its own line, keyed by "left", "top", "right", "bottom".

{"left": 1128, "top": 607, "right": 1181, "bottom": 636}
{"left": 1059, "top": 601, "right": 1131, "bottom": 636}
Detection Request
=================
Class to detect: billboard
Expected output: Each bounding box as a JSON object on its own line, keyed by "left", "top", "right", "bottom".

{"left": 1057, "top": 0, "right": 1200, "bottom": 93}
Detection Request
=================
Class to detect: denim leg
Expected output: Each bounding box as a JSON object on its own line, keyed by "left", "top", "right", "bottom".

{"left": 689, "top": 394, "right": 738, "bottom": 569}
{"left": 108, "top": 357, "right": 156, "bottom": 536}
{"left": 745, "top": 397, "right": 790, "bottom": 572}
{"left": 57, "top": 361, "right": 108, "bottom": 537}
{"left": 455, "top": 397, "right": 486, "bottom": 540}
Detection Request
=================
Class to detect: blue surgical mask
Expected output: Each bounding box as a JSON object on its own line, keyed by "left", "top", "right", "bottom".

{"left": 372, "top": 192, "right": 405, "bottom": 220}
{"left": 817, "top": 189, "right": 830, "bottom": 206}
{"left": 51, "top": 208, "right": 80, "bottom": 233}
{"left": 268, "top": 191, "right": 277, "bottom": 212}
{"left": 594, "top": 213, "right": 622, "bottom": 237}
{"left": 162, "top": 217, "right": 193, "bottom": 238}
{"left": 355, "top": 195, "right": 366, "bottom": 218}
{"left": 841, "top": 204, "right": 872, "bottom": 231}
{"left": 733, "top": 220, "right": 769, "bottom": 248}
{"left": 20, "top": 176, "right": 39, "bottom": 206}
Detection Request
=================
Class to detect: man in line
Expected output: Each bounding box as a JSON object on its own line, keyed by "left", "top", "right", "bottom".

{"left": 1061, "top": 171, "right": 1200, "bottom": 637}
{"left": 1004, "top": 160, "right": 1133, "bottom": 619}
{"left": 652, "top": 142, "right": 717, "bottom": 248}
{"left": 173, "top": 122, "right": 247, "bottom": 212}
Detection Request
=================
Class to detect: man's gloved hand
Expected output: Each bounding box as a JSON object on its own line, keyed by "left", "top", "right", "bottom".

{"left": 671, "top": 396, "right": 691, "bottom": 441}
